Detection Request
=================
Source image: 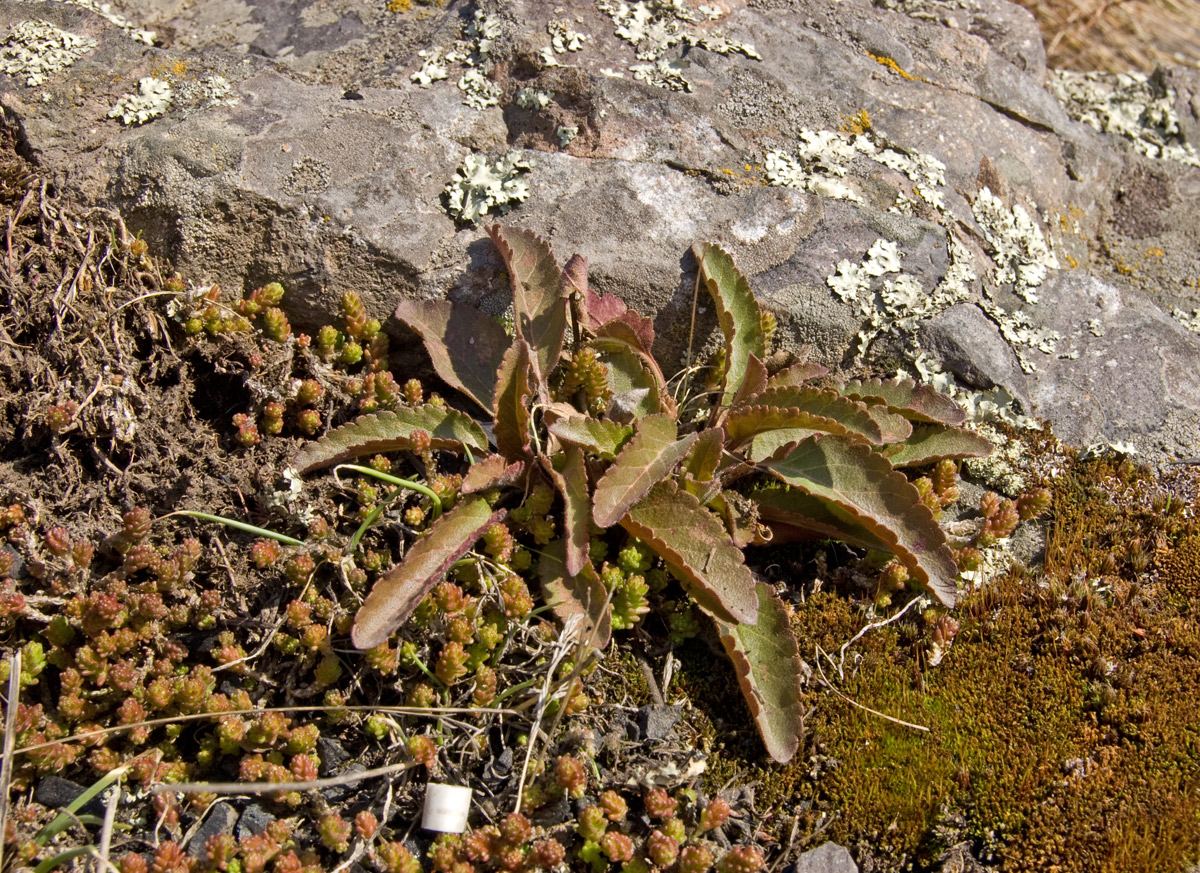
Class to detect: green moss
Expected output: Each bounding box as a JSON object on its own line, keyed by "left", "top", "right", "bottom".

{"left": 662, "top": 458, "right": 1200, "bottom": 871}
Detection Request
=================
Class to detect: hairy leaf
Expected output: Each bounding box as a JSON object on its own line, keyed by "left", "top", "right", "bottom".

{"left": 760, "top": 435, "right": 959, "bottom": 605}
{"left": 710, "top": 582, "right": 806, "bottom": 763}
{"left": 884, "top": 424, "right": 993, "bottom": 467}
{"left": 352, "top": 497, "right": 502, "bottom": 648}
{"left": 599, "top": 347, "right": 665, "bottom": 420}
{"left": 728, "top": 387, "right": 884, "bottom": 446}
{"left": 729, "top": 354, "right": 769, "bottom": 409}
{"left": 681, "top": 427, "right": 725, "bottom": 485}
{"left": 487, "top": 226, "right": 567, "bottom": 394}
{"left": 746, "top": 482, "right": 897, "bottom": 552}
{"left": 745, "top": 426, "right": 826, "bottom": 463}
{"left": 593, "top": 415, "right": 697, "bottom": 528}
{"left": 461, "top": 454, "right": 526, "bottom": 494}
{"left": 619, "top": 480, "right": 758, "bottom": 625}
{"left": 493, "top": 339, "right": 532, "bottom": 459}
{"left": 693, "top": 243, "right": 766, "bottom": 407}
{"left": 864, "top": 405, "right": 914, "bottom": 443}
{"left": 545, "top": 447, "right": 590, "bottom": 576}
{"left": 394, "top": 300, "right": 510, "bottom": 413}
{"left": 293, "top": 408, "right": 488, "bottom": 474}
{"left": 538, "top": 539, "right": 612, "bottom": 650}
{"left": 592, "top": 316, "right": 660, "bottom": 379}
{"left": 767, "top": 361, "right": 829, "bottom": 388}
{"left": 840, "top": 377, "right": 967, "bottom": 426}
{"left": 725, "top": 406, "right": 861, "bottom": 455}
{"left": 547, "top": 415, "right": 633, "bottom": 459}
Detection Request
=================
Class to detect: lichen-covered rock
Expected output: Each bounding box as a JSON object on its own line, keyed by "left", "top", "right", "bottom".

{"left": 2, "top": 0, "right": 1200, "bottom": 457}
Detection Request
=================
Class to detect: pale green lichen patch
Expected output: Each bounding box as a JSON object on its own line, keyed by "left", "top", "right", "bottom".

{"left": 0, "top": 20, "right": 97, "bottom": 87}
{"left": 1050, "top": 70, "right": 1200, "bottom": 167}
{"left": 20, "top": 0, "right": 156, "bottom": 44}
{"left": 913, "top": 353, "right": 1040, "bottom": 431}
{"left": 598, "top": 0, "right": 760, "bottom": 91}
{"left": 108, "top": 76, "right": 173, "bottom": 125}
{"left": 547, "top": 19, "right": 588, "bottom": 53}
{"left": 1171, "top": 307, "right": 1200, "bottom": 334}
{"left": 444, "top": 152, "right": 532, "bottom": 223}
{"left": 764, "top": 127, "right": 948, "bottom": 205}
{"left": 515, "top": 87, "right": 554, "bottom": 110}
{"left": 409, "top": 10, "right": 503, "bottom": 109}
{"left": 971, "top": 187, "right": 1059, "bottom": 304}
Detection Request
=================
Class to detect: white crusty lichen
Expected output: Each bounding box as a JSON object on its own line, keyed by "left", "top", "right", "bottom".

{"left": 598, "top": 0, "right": 759, "bottom": 90}
{"left": 410, "top": 10, "right": 504, "bottom": 110}
{"left": 515, "top": 88, "right": 554, "bottom": 110}
{"left": 444, "top": 152, "right": 532, "bottom": 224}
{"left": 0, "top": 20, "right": 97, "bottom": 86}
{"left": 410, "top": 49, "right": 449, "bottom": 85}
{"left": 1049, "top": 70, "right": 1200, "bottom": 167}
{"left": 108, "top": 76, "right": 173, "bottom": 125}
{"left": 971, "top": 187, "right": 1058, "bottom": 304}
{"left": 1172, "top": 307, "right": 1200, "bottom": 334}
{"left": 20, "top": 0, "right": 155, "bottom": 44}
{"left": 547, "top": 20, "right": 588, "bottom": 53}
{"left": 765, "top": 127, "right": 951, "bottom": 205}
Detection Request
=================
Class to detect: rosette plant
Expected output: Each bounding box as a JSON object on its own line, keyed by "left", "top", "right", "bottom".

{"left": 293, "top": 226, "right": 990, "bottom": 762}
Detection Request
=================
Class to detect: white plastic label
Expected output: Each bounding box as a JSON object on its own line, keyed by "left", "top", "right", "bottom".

{"left": 422, "top": 783, "right": 473, "bottom": 833}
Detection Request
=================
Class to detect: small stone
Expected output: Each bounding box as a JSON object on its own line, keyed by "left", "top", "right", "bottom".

{"left": 317, "top": 737, "right": 351, "bottom": 774}
{"left": 236, "top": 803, "right": 276, "bottom": 839}
{"left": 637, "top": 704, "right": 682, "bottom": 740}
{"left": 186, "top": 803, "right": 239, "bottom": 858}
{"left": 32, "top": 776, "right": 105, "bottom": 817}
{"left": 788, "top": 842, "right": 858, "bottom": 873}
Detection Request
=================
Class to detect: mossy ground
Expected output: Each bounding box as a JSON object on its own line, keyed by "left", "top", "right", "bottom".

{"left": 667, "top": 452, "right": 1200, "bottom": 872}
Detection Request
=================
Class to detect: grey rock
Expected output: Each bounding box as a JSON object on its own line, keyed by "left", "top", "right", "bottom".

{"left": 317, "top": 736, "right": 351, "bottom": 774}
{"left": 2, "top": 0, "right": 1199, "bottom": 455}
{"left": 636, "top": 704, "right": 682, "bottom": 741}
{"left": 919, "top": 304, "right": 1030, "bottom": 399}
{"left": 186, "top": 803, "right": 239, "bottom": 858}
{"left": 1020, "top": 272, "right": 1200, "bottom": 456}
{"left": 32, "top": 776, "right": 105, "bottom": 818}
{"left": 789, "top": 842, "right": 859, "bottom": 873}
{"left": 236, "top": 803, "right": 276, "bottom": 839}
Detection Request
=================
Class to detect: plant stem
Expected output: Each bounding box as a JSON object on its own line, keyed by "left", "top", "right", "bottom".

{"left": 336, "top": 464, "right": 442, "bottom": 519}
{"left": 165, "top": 511, "right": 305, "bottom": 546}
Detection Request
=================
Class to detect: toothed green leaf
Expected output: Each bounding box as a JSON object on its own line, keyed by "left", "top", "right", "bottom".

{"left": 693, "top": 243, "right": 766, "bottom": 408}
{"left": 619, "top": 480, "right": 758, "bottom": 625}
{"left": 710, "top": 582, "right": 806, "bottom": 763}
{"left": 547, "top": 415, "right": 633, "bottom": 459}
{"left": 593, "top": 415, "right": 697, "bottom": 528}
{"left": 727, "top": 386, "right": 884, "bottom": 446}
{"left": 766, "top": 361, "right": 829, "bottom": 388}
{"left": 293, "top": 408, "right": 488, "bottom": 474}
{"left": 393, "top": 299, "right": 510, "bottom": 413}
{"left": 487, "top": 225, "right": 567, "bottom": 394}
{"left": 461, "top": 454, "right": 526, "bottom": 494}
{"left": 760, "top": 435, "right": 958, "bottom": 606}
{"left": 840, "top": 377, "right": 967, "bottom": 426}
{"left": 352, "top": 497, "right": 502, "bottom": 649}
{"left": 538, "top": 539, "right": 611, "bottom": 650}
{"left": 545, "top": 446, "right": 590, "bottom": 576}
{"left": 493, "top": 339, "right": 532, "bottom": 459}
{"left": 884, "top": 423, "right": 993, "bottom": 467}
{"left": 746, "top": 482, "right": 897, "bottom": 552}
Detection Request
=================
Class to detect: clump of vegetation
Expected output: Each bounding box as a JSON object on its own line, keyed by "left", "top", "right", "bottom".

{"left": 292, "top": 226, "right": 1026, "bottom": 763}
{"left": 1, "top": 120, "right": 1193, "bottom": 873}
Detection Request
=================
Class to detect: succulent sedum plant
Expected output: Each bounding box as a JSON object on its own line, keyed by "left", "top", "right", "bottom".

{"left": 292, "top": 226, "right": 992, "bottom": 762}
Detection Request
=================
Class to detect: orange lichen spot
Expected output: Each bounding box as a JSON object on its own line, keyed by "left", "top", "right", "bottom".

{"left": 867, "top": 52, "right": 923, "bottom": 82}
{"left": 841, "top": 109, "right": 872, "bottom": 135}
{"left": 1066, "top": 254, "right": 1079, "bottom": 269}
{"left": 1146, "top": 247, "right": 1164, "bottom": 258}
{"left": 387, "top": 0, "right": 412, "bottom": 10}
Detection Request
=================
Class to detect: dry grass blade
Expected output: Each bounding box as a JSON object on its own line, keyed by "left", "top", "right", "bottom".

{"left": 157, "top": 760, "right": 416, "bottom": 795}
{"left": 0, "top": 651, "right": 21, "bottom": 873}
